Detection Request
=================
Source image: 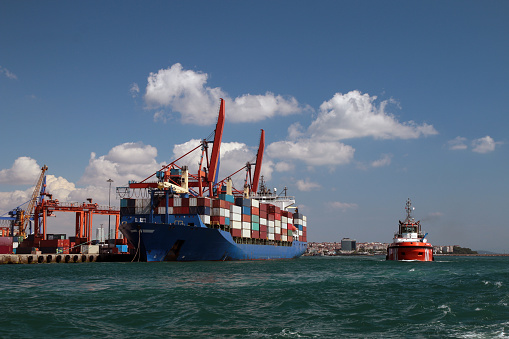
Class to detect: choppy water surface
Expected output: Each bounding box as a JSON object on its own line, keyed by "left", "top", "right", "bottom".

{"left": 1, "top": 256, "right": 508, "bottom": 338}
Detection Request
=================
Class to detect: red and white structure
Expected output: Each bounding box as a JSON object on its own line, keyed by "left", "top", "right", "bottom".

{"left": 386, "top": 199, "right": 433, "bottom": 261}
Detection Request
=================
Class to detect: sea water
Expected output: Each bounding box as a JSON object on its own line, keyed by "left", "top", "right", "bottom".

{"left": 1, "top": 256, "right": 508, "bottom": 338}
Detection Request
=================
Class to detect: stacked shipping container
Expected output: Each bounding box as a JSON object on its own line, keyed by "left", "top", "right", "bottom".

{"left": 120, "top": 194, "right": 308, "bottom": 243}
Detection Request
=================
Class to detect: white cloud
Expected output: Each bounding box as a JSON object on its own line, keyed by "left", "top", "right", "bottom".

{"left": 329, "top": 201, "right": 359, "bottom": 211}
{"left": 144, "top": 63, "right": 304, "bottom": 125}
{"left": 274, "top": 162, "right": 295, "bottom": 172}
{"left": 0, "top": 66, "right": 17, "bottom": 80}
{"left": 79, "top": 142, "right": 163, "bottom": 186}
{"left": 296, "top": 178, "right": 321, "bottom": 191}
{"left": 371, "top": 154, "right": 393, "bottom": 168}
{"left": 267, "top": 139, "right": 355, "bottom": 166}
{"left": 0, "top": 157, "right": 42, "bottom": 185}
{"left": 472, "top": 136, "right": 498, "bottom": 153}
{"left": 309, "top": 91, "right": 438, "bottom": 140}
{"left": 448, "top": 136, "right": 468, "bottom": 150}
{"left": 130, "top": 83, "right": 140, "bottom": 98}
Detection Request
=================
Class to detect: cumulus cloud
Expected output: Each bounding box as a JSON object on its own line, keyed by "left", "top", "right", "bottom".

{"left": 447, "top": 136, "right": 468, "bottom": 150}
{"left": 296, "top": 178, "right": 321, "bottom": 191}
{"left": 448, "top": 135, "right": 501, "bottom": 153}
{"left": 329, "top": 201, "right": 359, "bottom": 211}
{"left": 472, "top": 136, "right": 498, "bottom": 153}
{"left": 371, "top": 154, "right": 393, "bottom": 168}
{"left": 309, "top": 91, "right": 438, "bottom": 140}
{"left": 0, "top": 66, "right": 17, "bottom": 80}
{"left": 144, "top": 63, "right": 304, "bottom": 125}
{"left": 265, "top": 90, "right": 437, "bottom": 169}
{"left": 0, "top": 157, "right": 42, "bottom": 185}
{"left": 274, "top": 162, "right": 295, "bottom": 172}
{"left": 79, "top": 142, "right": 163, "bottom": 186}
{"left": 267, "top": 139, "right": 355, "bottom": 166}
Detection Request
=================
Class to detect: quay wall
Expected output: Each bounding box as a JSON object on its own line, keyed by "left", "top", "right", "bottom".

{"left": 0, "top": 253, "right": 133, "bottom": 265}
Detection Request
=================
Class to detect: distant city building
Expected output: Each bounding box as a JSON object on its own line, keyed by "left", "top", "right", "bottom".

{"left": 341, "top": 238, "right": 356, "bottom": 252}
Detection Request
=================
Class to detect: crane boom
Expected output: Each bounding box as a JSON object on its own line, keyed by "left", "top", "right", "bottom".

{"left": 251, "top": 129, "right": 265, "bottom": 194}
{"left": 21, "top": 165, "right": 48, "bottom": 237}
{"left": 207, "top": 98, "right": 225, "bottom": 185}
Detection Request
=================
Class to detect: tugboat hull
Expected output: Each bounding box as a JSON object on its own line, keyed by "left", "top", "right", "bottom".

{"left": 387, "top": 242, "right": 433, "bottom": 261}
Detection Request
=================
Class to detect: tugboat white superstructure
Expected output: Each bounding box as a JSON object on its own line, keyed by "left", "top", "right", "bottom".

{"left": 386, "top": 199, "right": 433, "bottom": 261}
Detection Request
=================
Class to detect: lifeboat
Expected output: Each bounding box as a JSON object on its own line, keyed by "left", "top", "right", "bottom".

{"left": 386, "top": 199, "right": 433, "bottom": 261}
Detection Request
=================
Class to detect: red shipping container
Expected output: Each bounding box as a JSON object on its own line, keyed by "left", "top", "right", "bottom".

{"left": 242, "top": 214, "right": 251, "bottom": 223}
{"left": 260, "top": 231, "right": 267, "bottom": 239}
{"left": 0, "top": 237, "right": 13, "bottom": 246}
{"left": 268, "top": 205, "right": 281, "bottom": 214}
{"left": 260, "top": 225, "right": 267, "bottom": 233}
{"left": 268, "top": 214, "right": 275, "bottom": 221}
{"left": 0, "top": 245, "right": 13, "bottom": 254}
{"left": 259, "top": 203, "right": 267, "bottom": 212}
{"left": 181, "top": 198, "right": 190, "bottom": 207}
{"left": 251, "top": 231, "right": 260, "bottom": 239}
{"left": 260, "top": 211, "right": 268, "bottom": 219}
{"left": 197, "top": 197, "right": 211, "bottom": 207}
{"left": 213, "top": 199, "right": 231, "bottom": 209}
{"left": 274, "top": 213, "right": 281, "bottom": 221}
{"left": 231, "top": 229, "right": 242, "bottom": 237}
{"left": 282, "top": 229, "right": 287, "bottom": 235}
{"left": 251, "top": 207, "right": 259, "bottom": 215}
{"left": 275, "top": 234, "right": 281, "bottom": 241}
{"left": 115, "top": 238, "right": 128, "bottom": 245}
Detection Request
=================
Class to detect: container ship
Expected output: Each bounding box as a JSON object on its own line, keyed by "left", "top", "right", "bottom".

{"left": 118, "top": 99, "right": 308, "bottom": 261}
{"left": 386, "top": 199, "right": 433, "bottom": 261}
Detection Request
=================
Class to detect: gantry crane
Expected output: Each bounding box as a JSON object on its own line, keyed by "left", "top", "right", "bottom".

{"left": 14, "top": 165, "right": 48, "bottom": 238}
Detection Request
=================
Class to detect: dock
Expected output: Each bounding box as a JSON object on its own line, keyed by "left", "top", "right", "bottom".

{"left": 0, "top": 253, "right": 134, "bottom": 265}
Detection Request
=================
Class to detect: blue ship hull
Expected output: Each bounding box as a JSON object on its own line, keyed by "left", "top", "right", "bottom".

{"left": 120, "top": 219, "right": 307, "bottom": 262}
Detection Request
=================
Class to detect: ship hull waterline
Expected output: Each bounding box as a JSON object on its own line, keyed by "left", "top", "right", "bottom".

{"left": 120, "top": 222, "right": 307, "bottom": 262}
{"left": 386, "top": 242, "right": 434, "bottom": 261}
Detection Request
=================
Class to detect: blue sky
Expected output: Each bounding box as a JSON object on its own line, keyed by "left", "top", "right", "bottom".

{"left": 1, "top": 1, "right": 508, "bottom": 252}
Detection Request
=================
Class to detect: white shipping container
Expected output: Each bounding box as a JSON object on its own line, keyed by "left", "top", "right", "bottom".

{"left": 242, "top": 221, "right": 251, "bottom": 230}
{"left": 251, "top": 199, "right": 259, "bottom": 208}
{"left": 199, "top": 215, "right": 210, "bottom": 224}
{"left": 294, "top": 218, "right": 303, "bottom": 225}
{"left": 268, "top": 226, "right": 275, "bottom": 234}
{"left": 81, "top": 245, "right": 100, "bottom": 254}
{"left": 231, "top": 213, "right": 241, "bottom": 222}
{"left": 303, "top": 216, "right": 307, "bottom": 222}
{"left": 275, "top": 220, "right": 281, "bottom": 227}
{"left": 282, "top": 216, "right": 288, "bottom": 223}
{"left": 260, "top": 218, "right": 267, "bottom": 226}
{"left": 174, "top": 197, "right": 182, "bottom": 207}
{"left": 220, "top": 208, "right": 230, "bottom": 218}
{"left": 303, "top": 220, "right": 307, "bottom": 227}
{"left": 157, "top": 207, "right": 174, "bottom": 214}
{"left": 231, "top": 220, "right": 242, "bottom": 229}
{"left": 282, "top": 235, "right": 287, "bottom": 242}
{"left": 190, "top": 198, "right": 197, "bottom": 206}
{"left": 230, "top": 205, "right": 242, "bottom": 215}
{"left": 275, "top": 226, "right": 281, "bottom": 234}
{"left": 241, "top": 229, "right": 251, "bottom": 238}
{"left": 268, "top": 220, "right": 275, "bottom": 227}
{"left": 268, "top": 233, "right": 275, "bottom": 240}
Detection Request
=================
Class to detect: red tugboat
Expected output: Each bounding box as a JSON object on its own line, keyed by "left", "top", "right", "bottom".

{"left": 386, "top": 199, "right": 433, "bottom": 261}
